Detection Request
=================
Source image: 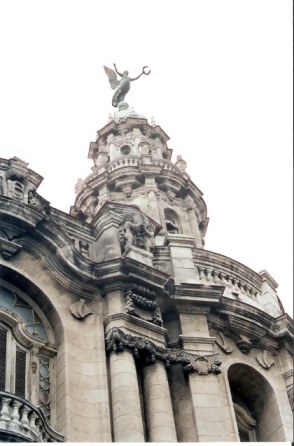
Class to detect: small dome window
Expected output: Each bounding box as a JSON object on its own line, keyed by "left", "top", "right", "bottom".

{"left": 120, "top": 145, "right": 131, "bottom": 155}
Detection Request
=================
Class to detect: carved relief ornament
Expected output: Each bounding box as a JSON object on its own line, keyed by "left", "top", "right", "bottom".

{"left": 69, "top": 299, "right": 93, "bottom": 320}
{"left": 105, "top": 327, "right": 222, "bottom": 375}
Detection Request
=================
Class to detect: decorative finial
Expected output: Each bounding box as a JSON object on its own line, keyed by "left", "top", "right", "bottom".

{"left": 104, "top": 64, "right": 151, "bottom": 107}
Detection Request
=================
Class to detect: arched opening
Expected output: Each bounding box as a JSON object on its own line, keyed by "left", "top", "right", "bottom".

{"left": 164, "top": 208, "right": 181, "bottom": 234}
{"left": 0, "top": 264, "right": 64, "bottom": 435}
{"left": 228, "top": 363, "right": 286, "bottom": 442}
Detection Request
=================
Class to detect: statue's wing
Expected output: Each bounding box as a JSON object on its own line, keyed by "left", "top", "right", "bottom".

{"left": 104, "top": 66, "right": 119, "bottom": 89}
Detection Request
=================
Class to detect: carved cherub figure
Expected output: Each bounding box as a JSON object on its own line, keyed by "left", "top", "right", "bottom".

{"left": 143, "top": 224, "right": 155, "bottom": 252}
{"left": 119, "top": 215, "right": 141, "bottom": 251}
{"left": 104, "top": 64, "right": 151, "bottom": 107}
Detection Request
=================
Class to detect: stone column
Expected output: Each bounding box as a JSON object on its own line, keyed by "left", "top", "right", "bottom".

{"left": 143, "top": 362, "right": 177, "bottom": 442}
{"left": 109, "top": 350, "right": 145, "bottom": 442}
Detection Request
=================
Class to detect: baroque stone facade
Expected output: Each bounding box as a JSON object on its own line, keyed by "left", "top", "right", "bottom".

{"left": 0, "top": 104, "right": 293, "bottom": 442}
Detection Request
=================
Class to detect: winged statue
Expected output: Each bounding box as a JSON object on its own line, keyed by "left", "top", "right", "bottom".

{"left": 104, "top": 64, "right": 151, "bottom": 107}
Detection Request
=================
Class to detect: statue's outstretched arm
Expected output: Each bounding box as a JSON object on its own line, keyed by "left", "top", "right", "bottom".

{"left": 113, "top": 63, "right": 123, "bottom": 77}
{"left": 130, "top": 66, "right": 151, "bottom": 81}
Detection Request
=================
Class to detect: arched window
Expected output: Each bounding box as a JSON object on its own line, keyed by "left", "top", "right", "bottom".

{"left": 228, "top": 363, "right": 285, "bottom": 442}
{"left": 0, "top": 283, "right": 56, "bottom": 422}
{"left": 164, "top": 208, "right": 180, "bottom": 234}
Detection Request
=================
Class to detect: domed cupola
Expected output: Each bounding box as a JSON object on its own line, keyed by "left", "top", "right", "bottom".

{"left": 71, "top": 107, "right": 208, "bottom": 251}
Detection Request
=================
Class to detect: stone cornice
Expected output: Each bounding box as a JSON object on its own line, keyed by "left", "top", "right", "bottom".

{"left": 258, "top": 269, "right": 279, "bottom": 289}
{"left": 169, "top": 283, "right": 224, "bottom": 306}
{"left": 104, "top": 312, "right": 168, "bottom": 338}
{"left": 210, "top": 297, "right": 293, "bottom": 351}
{"left": 0, "top": 198, "right": 45, "bottom": 229}
{"left": 179, "top": 335, "right": 215, "bottom": 345}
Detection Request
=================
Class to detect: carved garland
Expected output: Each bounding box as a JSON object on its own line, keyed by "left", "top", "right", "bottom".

{"left": 125, "top": 286, "right": 163, "bottom": 327}
{"left": 105, "top": 327, "right": 222, "bottom": 375}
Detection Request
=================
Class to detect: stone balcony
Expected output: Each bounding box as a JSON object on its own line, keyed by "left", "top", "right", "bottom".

{"left": 193, "top": 249, "right": 283, "bottom": 317}
{"left": 0, "top": 391, "right": 63, "bottom": 442}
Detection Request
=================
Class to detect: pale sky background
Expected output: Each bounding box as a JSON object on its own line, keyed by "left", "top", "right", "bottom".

{"left": 0, "top": 0, "right": 292, "bottom": 314}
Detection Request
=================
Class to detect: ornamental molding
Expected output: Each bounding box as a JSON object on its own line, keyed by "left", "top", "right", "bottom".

{"left": 69, "top": 298, "right": 94, "bottom": 320}
{"left": 124, "top": 284, "right": 162, "bottom": 327}
{"left": 255, "top": 349, "right": 275, "bottom": 370}
{"left": 215, "top": 332, "right": 234, "bottom": 354}
{"left": 105, "top": 327, "right": 222, "bottom": 375}
{"left": 0, "top": 238, "right": 22, "bottom": 260}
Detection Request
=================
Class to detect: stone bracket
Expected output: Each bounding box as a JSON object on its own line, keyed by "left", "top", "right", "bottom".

{"left": 0, "top": 238, "right": 22, "bottom": 260}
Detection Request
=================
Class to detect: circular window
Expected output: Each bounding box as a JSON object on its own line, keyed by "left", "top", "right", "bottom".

{"left": 120, "top": 145, "right": 131, "bottom": 155}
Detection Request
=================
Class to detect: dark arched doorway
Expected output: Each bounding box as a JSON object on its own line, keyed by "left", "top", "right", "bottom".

{"left": 228, "top": 363, "right": 286, "bottom": 442}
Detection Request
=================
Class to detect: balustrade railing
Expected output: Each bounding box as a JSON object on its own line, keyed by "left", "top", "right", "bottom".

{"left": 196, "top": 265, "right": 260, "bottom": 299}
{"left": 0, "top": 391, "right": 63, "bottom": 442}
{"left": 193, "top": 249, "right": 263, "bottom": 301}
{"left": 108, "top": 156, "right": 140, "bottom": 172}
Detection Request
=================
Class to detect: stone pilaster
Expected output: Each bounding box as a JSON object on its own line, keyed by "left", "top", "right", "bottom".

{"left": 188, "top": 372, "right": 229, "bottom": 442}
{"left": 187, "top": 207, "right": 203, "bottom": 248}
{"left": 109, "top": 350, "right": 145, "bottom": 442}
{"left": 178, "top": 306, "right": 232, "bottom": 441}
{"left": 143, "top": 362, "right": 177, "bottom": 442}
{"left": 106, "top": 289, "right": 125, "bottom": 315}
{"left": 165, "top": 235, "right": 199, "bottom": 284}
{"left": 146, "top": 177, "right": 161, "bottom": 224}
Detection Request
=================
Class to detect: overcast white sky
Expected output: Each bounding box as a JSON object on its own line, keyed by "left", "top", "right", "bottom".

{"left": 0, "top": 0, "right": 292, "bottom": 314}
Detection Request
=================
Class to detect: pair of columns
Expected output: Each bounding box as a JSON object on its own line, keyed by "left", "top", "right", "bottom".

{"left": 109, "top": 350, "right": 177, "bottom": 442}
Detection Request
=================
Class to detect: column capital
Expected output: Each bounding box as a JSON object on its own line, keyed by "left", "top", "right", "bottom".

{"left": 105, "top": 327, "right": 222, "bottom": 375}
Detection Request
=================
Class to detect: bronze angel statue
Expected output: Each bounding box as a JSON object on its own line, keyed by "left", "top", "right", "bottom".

{"left": 104, "top": 64, "right": 151, "bottom": 107}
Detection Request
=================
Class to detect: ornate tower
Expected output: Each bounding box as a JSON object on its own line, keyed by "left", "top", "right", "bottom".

{"left": 0, "top": 68, "right": 292, "bottom": 442}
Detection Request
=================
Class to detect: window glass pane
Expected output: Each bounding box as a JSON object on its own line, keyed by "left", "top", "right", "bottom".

{"left": 0, "top": 286, "right": 15, "bottom": 310}
{"left": 0, "top": 285, "right": 48, "bottom": 340}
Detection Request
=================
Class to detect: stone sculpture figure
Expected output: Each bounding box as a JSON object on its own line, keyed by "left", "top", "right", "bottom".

{"left": 119, "top": 215, "right": 144, "bottom": 251}
{"left": 233, "top": 401, "right": 256, "bottom": 432}
{"left": 144, "top": 224, "right": 155, "bottom": 252}
{"left": 119, "top": 215, "right": 155, "bottom": 253}
{"left": 104, "top": 64, "right": 151, "bottom": 107}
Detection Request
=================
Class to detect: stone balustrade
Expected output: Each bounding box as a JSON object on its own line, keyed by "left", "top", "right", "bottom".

{"left": 107, "top": 157, "right": 182, "bottom": 175}
{"left": 194, "top": 249, "right": 263, "bottom": 300}
{"left": 197, "top": 265, "right": 259, "bottom": 298}
{"left": 153, "top": 159, "right": 181, "bottom": 174}
{"left": 0, "top": 391, "right": 63, "bottom": 442}
{"left": 107, "top": 156, "right": 140, "bottom": 172}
